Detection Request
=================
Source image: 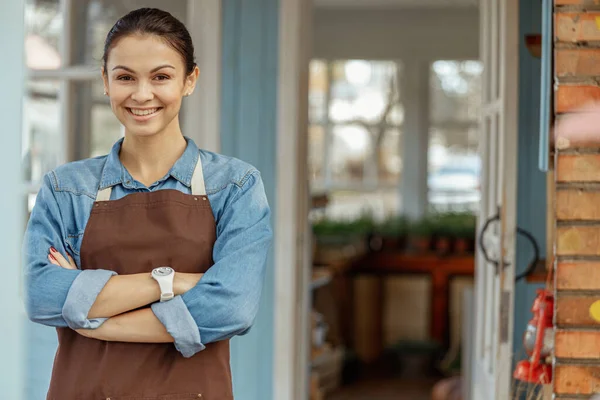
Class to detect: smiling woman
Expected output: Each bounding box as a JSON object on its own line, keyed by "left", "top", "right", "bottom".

{"left": 22, "top": 7, "right": 272, "bottom": 400}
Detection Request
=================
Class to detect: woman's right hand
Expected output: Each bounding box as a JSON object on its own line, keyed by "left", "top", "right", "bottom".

{"left": 48, "top": 247, "right": 77, "bottom": 270}
{"left": 174, "top": 272, "right": 203, "bottom": 295}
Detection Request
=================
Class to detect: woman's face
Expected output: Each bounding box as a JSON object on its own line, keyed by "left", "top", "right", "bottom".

{"left": 102, "top": 34, "right": 197, "bottom": 138}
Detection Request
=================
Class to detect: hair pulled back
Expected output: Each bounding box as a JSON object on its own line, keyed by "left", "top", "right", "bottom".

{"left": 102, "top": 8, "right": 196, "bottom": 75}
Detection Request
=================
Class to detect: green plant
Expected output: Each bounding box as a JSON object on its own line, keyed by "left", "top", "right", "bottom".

{"left": 449, "top": 212, "right": 477, "bottom": 239}
{"left": 430, "top": 212, "right": 456, "bottom": 237}
{"left": 409, "top": 216, "right": 435, "bottom": 238}
{"left": 312, "top": 211, "right": 375, "bottom": 239}
{"left": 376, "top": 215, "right": 410, "bottom": 237}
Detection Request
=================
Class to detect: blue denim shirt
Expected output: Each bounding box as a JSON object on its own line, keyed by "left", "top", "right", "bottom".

{"left": 22, "top": 137, "right": 272, "bottom": 357}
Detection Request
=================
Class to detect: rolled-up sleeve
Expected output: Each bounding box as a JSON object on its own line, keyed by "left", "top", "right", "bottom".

{"left": 151, "top": 170, "right": 272, "bottom": 357}
{"left": 23, "top": 173, "right": 116, "bottom": 329}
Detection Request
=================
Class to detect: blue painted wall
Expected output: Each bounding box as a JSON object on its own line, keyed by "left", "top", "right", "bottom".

{"left": 220, "top": 1, "right": 279, "bottom": 399}
{"left": 513, "top": 0, "right": 547, "bottom": 358}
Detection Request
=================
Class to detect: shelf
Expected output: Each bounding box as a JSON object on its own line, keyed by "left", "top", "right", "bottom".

{"left": 311, "top": 266, "right": 333, "bottom": 291}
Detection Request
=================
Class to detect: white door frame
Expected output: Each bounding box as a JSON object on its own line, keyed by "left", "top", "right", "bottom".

{"left": 1, "top": 1, "right": 25, "bottom": 397}
{"left": 471, "top": 0, "right": 519, "bottom": 398}
{"left": 274, "top": 0, "right": 313, "bottom": 399}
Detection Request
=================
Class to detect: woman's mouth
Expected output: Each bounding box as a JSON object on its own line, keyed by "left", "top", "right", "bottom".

{"left": 126, "top": 107, "right": 163, "bottom": 121}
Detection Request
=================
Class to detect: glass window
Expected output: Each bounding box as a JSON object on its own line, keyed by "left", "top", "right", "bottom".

{"left": 379, "top": 128, "right": 402, "bottom": 185}
{"left": 330, "top": 124, "right": 371, "bottom": 184}
{"left": 308, "top": 59, "right": 403, "bottom": 219}
{"left": 73, "top": 79, "right": 123, "bottom": 158}
{"left": 22, "top": 80, "right": 61, "bottom": 183}
{"left": 309, "top": 60, "right": 328, "bottom": 124}
{"left": 430, "top": 60, "right": 482, "bottom": 123}
{"left": 79, "top": 0, "right": 189, "bottom": 66}
{"left": 428, "top": 60, "right": 482, "bottom": 213}
{"left": 329, "top": 60, "right": 398, "bottom": 124}
{"left": 25, "top": 0, "right": 62, "bottom": 70}
{"left": 325, "top": 189, "right": 401, "bottom": 221}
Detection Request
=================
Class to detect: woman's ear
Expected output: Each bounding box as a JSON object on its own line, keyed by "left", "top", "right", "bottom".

{"left": 101, "top": 68, "right": 109, "bottom": 96}
{"left": 185, "top": 66, "right": 200, "bottom": 96}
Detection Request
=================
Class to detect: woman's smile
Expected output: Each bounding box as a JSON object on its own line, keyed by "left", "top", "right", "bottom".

{"left": 126, "top": 107, "right": 164, "bottom": 122}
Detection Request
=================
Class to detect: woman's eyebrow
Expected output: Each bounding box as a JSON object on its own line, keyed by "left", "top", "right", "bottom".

{"left": 111, "top": 65, "right": 176, "bottom": 73}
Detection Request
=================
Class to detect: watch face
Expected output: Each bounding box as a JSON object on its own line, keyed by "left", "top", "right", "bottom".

{"left": 153, "top": 267, "right": 174, "bottom": 277}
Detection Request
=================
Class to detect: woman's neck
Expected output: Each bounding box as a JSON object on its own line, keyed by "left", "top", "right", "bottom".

{"left": 119, "top": 126, "right": 187, "bottom": 187}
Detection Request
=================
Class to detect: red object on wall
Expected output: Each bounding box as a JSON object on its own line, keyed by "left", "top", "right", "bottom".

{"left": 513, "top": 289, "right": 554, "bottom": 384}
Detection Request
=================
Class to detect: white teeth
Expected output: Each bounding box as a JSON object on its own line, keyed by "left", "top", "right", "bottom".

{"left": 130, "top": 108, "right": 158, "bottom": 116}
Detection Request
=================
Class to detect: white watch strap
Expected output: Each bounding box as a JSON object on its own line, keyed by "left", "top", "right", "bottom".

{"left": 156, "top": 273, "right": 174, "bottom": 302}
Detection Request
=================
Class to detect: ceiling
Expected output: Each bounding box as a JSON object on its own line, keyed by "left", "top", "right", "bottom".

{"left": 314, "top": 0, "right": 477, "bottom": 9}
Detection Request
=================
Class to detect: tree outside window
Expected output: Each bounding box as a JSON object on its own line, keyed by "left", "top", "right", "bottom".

{"left": 428, "top": 60, "right": 483, "bottom": 213}
{"left": 309, "top": 59, "right": 403, "bottom": 220}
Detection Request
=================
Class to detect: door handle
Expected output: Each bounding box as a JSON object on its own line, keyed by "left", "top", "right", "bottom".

{"left": 478, "top": 207, "right": 540, "bottom": 281}
{"left": 478, "top": 208, "right": 505, "bottom": 274}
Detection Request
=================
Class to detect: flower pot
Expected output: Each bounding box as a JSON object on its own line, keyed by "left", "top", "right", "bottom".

{"left": 380, "top": 235, "right": 407, "bottom": 252}
{"left": 435, "top": 236, "right": 452, "bottom": 255}
{"left": 409, "top": 236, "right": 431, "bottom": 253}
{"left": 313, "top": 234, "right": 367, "bottom": 264}
{"left": 454, "top": 238, "right": 470, "bottom": 254}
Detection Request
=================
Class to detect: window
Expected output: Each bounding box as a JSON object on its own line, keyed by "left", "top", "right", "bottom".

{"left": 308, "top": 59, "right": 403, "bottom": 219}
{"left": 428, "top": 60, "right": 483, "bottom": 213}
{"left": 23, "top": 0, "right": 188, "bottom": 215}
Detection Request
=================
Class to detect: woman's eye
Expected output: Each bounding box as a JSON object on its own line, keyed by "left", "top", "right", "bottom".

{"left": 154, "top": 75, "right": 170, "bottom": 81}
{"left": 117, "top": 75, "right": 132, "bottom": 81}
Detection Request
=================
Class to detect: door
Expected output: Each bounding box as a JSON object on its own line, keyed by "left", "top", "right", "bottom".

{"left": 471, "top": 0, "right": 519, "bottom": 399}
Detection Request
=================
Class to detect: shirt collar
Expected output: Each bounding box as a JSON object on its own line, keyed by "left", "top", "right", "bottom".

{"left": 98, "top": 136, "right": 200, "bottom": 190}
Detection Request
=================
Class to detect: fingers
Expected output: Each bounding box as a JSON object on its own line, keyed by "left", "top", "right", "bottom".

{"left": 48, "top": 254, "right": 61, "bottom": 266}
{"left": 554, "top": 102, "right": 600, "bottom": 148}
{"left": 49, "top": 247, "right": 78, "bottom": 270}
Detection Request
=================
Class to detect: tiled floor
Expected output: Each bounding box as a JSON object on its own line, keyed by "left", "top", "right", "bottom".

{"left": 327, "top": 377, "right": 437, "bottom": 400}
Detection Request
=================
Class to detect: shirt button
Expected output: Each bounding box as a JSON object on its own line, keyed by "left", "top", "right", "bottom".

{"left": 197, "top": 395, "right": 203, "bottom": 398}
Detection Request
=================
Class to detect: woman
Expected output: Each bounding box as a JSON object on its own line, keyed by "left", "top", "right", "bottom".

{"left": 22, "top": 7, "right": 272, "bottom": 400}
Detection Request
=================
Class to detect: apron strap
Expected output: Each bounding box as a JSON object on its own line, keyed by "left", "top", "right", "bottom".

{"left": 95, "top": 153, "right": 206, "bottom": 201}
{"left": 96, "top": 187, "right": 112, "bottom": 202}
{"left": 191, "top": 155, "right": 207, "bottom": 196}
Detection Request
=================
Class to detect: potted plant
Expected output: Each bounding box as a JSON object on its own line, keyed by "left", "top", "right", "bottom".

{"left": 312, "top": 212, "right": 374, "bottom": 263}
{"left": 375, "top": 215, "right": 410, "bottom": 251}
{"left": 432, "top": 213, "right": 454, "bottom": 255}
{"left": 408, "top": 216, "right": 434, "bottom": 253}
{"left": 452, "top": 212, "right": 477, "bottom": 254}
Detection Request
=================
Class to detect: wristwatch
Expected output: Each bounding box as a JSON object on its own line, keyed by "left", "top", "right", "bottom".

{"left": 151, "top": 266, "right": 175, "bottom": 302}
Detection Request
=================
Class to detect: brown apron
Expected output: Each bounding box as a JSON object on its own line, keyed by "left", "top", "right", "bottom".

{"left": 47, "top": 158, "right": 233, "bottom": 400}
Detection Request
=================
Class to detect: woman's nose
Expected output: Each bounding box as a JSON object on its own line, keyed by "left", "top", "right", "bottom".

{"left": 131, "top": 82, "right": 154, "bottom": 102}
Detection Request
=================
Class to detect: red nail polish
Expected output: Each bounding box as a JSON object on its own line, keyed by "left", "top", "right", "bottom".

{"left": 50, "top": 247, "right": 57, "bottom": 253}
{"left": 49, "top": 254, "right": 56, "bottom": 261}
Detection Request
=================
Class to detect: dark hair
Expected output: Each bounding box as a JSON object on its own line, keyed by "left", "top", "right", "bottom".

{"left": 103, "top": 8, "right": 196, "bottom": 75}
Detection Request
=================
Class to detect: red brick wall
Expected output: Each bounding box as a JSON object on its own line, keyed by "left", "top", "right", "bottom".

{"left": 554, "top": 2, "right": 600, "bottom": 397}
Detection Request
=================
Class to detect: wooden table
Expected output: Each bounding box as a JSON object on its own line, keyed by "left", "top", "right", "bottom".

{"left": 347, "top": 251, "right": 475, "bottom": 350}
